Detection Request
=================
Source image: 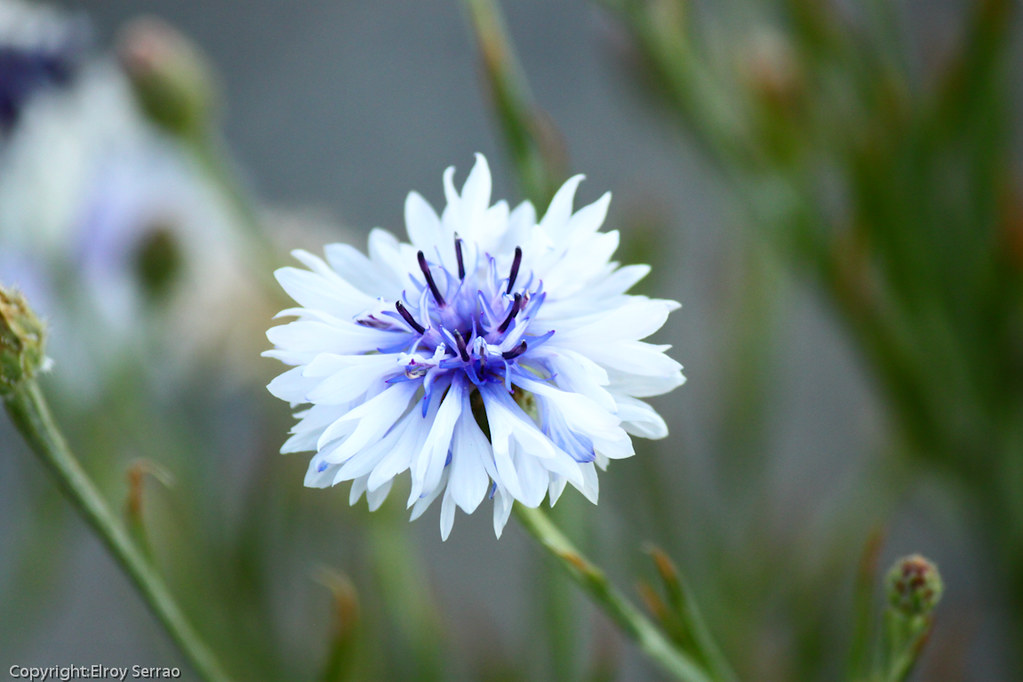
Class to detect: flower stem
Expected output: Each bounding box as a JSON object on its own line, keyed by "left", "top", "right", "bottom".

{"left": 513, "top": 504, "right": 715, "bottom": 682}
{"left": 3, "top": 380, "right": 233, "bottom": 682}
{"left": 462, "top": 0, "right": 563, "bottom": 207}
{"left": 186, "top": 130, "right": 284, "bottom": 298}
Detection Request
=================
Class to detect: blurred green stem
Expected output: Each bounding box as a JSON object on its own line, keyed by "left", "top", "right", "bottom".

{"left": 368, "top": 506, "right": 446, "bottom": 682}
{"left": 189, "top": 133, "right": 264, "bottom": 239}
{"left": 3, "top": 380, "right": 233, "bottom": 682}
{"left": 187, "top": 131, "right": 283, "bottom": 291}
{"left": 847, "top": 529, "right": 884, "bottom": 681}
{"left": 514, "top": 505, "right": 715, "bottom": 682}
{"left": 462, "top": 0, "right": 562, "bottom": 206}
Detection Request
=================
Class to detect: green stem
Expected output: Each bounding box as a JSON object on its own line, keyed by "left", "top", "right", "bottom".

{"left": 187, "top": 131, "right": 283, "bottom": 293}
{"left": 3, "top": 380, "right": 233, "bottom": 682}
{"left": 462, "top": 0, "right": 562, "bottom": 206}
{"left": 514, "top": 505, "right": 716, "bottom": 682}
{"left": 367, "top": 506, "right": 446, "bottom": 682}
{"left": 847, "top": 528, "right": 884, "bottom": 681}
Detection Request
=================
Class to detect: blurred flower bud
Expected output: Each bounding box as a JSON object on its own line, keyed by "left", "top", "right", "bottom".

{"left": 886, "top": 554, "right": 944, "bottom": 618}
{"left": 741, "top": 29, "right": 802, "bottom": 111}
{"left": 739, "top": 29, "right": 806, "bottom": 164}
{"left": 0, "top": 284, "right": 48, "bottom": 395}
{"left": 117, "top": 17, "right": 215, "bottom": 139}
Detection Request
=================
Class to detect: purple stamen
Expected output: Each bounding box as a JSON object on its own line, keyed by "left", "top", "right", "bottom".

{"left": 502, "top": 341, "right": 527, "bottom": 360}
{"left": 455, "top": 237, "right": 466, "bottom": 280}
{"left": 355, "top": 313, "right": 394, "bottom": 330}
{"left": 453, "top": 330, "right": 470, "bottom": 361}
{"left": 507, "top": 246, "right": 522, "bottom": 294}
{"left": 395, "top": 300, "right": 426, "bottom": 334}
{"left": 418, "top": 251, "right": 446, "bottom": 305}
{"left": 497, "top": 293, "right": 523, "bottom": 334}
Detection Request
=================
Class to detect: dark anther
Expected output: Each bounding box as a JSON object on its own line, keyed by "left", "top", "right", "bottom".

{"left": 497, "top": 293, "right": 522, "bottom": 334}
{"left": 417, "top": 250, "right": 446, "bottom": 305}
{"left": 506, "top": 246, "right": 522, "bottom": 294}
{"left": 502, "top": 341, "right": 527, "bottom": 360}
{"left": 453, "top": 330, "right": 470, "bottom": 361}
{"left": 395, "top": 300, "right": 426, "bottom": 334}
{"left": 454, "top": 237, "right": 466, "bottom": 280}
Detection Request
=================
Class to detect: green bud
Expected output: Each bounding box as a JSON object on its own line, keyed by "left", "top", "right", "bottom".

{"left": 0, "top": 285, "right": 48, "bottom": 397}
{"left": 118, "top": 17, "right": 217, "bottom": 140}
{"left": 886, "top": 554, "right": 944, "bottom": 618}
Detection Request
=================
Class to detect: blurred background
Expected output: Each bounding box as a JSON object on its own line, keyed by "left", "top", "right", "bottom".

{"left": 1, "top": 0, "right": 1019, "bottom": 680}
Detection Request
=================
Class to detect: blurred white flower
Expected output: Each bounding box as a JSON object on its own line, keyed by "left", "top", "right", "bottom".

{"left": 0, "top": 59, "right": 255, "bottom": 397}
{"left": 266, "top": 155, "right": 685, "bottom": 539}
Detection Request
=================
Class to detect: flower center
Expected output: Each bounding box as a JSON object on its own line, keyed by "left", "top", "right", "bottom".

{"left": 357, "top": 237, "right": 553, "bottom": 394}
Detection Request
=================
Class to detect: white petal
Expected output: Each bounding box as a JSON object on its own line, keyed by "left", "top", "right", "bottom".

{"left": 517, "top": 378, "right": 631, "bottom": 458}
{"left": 409, "top": 467, "right": 446, "bottom": 521}
{"left": 607, "top": 366, "right": 688, "bottom": 398}
{"left": 324, "top": 242, "right": 403, "bottom": 298}
{"left": 317, "top": 381, "right": 418, "bottom": 454}
{"left": 536, "top": 348, "right": 615, "bottom": 412}
{"left": 275, "top": 263, "right": 374, "bottom": 317}
{"left": 492, "top": 487, "right": 514, "bottom": 538}
{"left": 616, "top": 395, "right": 669, "bottom": 439}
{"left": 304, "top": 457, "right": 338, "bottom": 488}
{"left": 367, "top": 478, "right": 393, "bottom": 511}
{"left": 442, "top": 165, "right": 459, "bottom": 209}
{"left": 282, "top": 404, "right": 339, "bottom": 453}
{"left": 548, "top": 476, "right": 568, "bottom": 506}
{"left": 564, "top": 191, "right": 610, "bottom": 239}
{"left": 306, "top": 357, "right": 396, "bottom": 406}
{"left": 513, "top": 444, "right": 549, "bottom": 507}
{"left": 405, "top": 191, "right": 444, "bottom": 252}
{"left": 267, "top": 366, "right": 313, "bottom": 405}
{"left": 586, "top": 263, "right": 650, "bottom": 298}
{"left": 539, "top": 174, "right": 584, "bottom": 239}
{"left": 348, "top": 476, "right": 368, "bottom": 505}
{"left": 460, "top": 153, "right": 492, "bottom": 221}
{"left": 440, "top": 490, "right": 456, "bottom": 541}
{"left": 549, "top": 297, "right": 675, "bottom": 342}
{"left": 582, "top": 341, "right": 685, "bottom": 381}
{"left": 496, "top": 200, "right": 537, "bottom": 254}
{"left": 449, "top": 402, "right": 494, "bottom": 514}
{"left": 366, "top": 397, "right": 435, "bottom": 491}
{"left": 334, "top": 406, "right": 422, "bottom": 483}
{"left": 367, "top": 228, "right": 408, "bottom": 279}
{"left": 478, "top": 389, "right": 526, "bottom": 499}
{"left": 267, "top": 320, "right": 398, "bottom": 356}
{"left": 409, "top": 380, "right": 462, "bottom": 504}
{"left": 448, "top": 394, "right": 495, "bottom": 511}
{"left": 572, "top": 462, "right": 599, "bottom": 504}
{"left": 540, "top": 230, "right": 620, "bottom": 294}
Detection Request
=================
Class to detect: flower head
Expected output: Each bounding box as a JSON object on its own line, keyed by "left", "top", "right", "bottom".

{"left": 266, "top": 155, "right": 685, "bottom": 539}
{"left": 886, "top": 554, "right": 944, "bottom": 618}
{"left": 0, "top": 283, "right": 48, "bottom": 395}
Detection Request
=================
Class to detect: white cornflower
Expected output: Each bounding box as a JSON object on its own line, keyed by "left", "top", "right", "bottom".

{"left": 266, "top": 155, "right": 685, "bottom": 539}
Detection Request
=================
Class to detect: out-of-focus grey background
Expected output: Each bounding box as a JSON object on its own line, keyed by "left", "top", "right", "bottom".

{"left": 2, "top": 0, "right": 1011, "bottom": 679}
